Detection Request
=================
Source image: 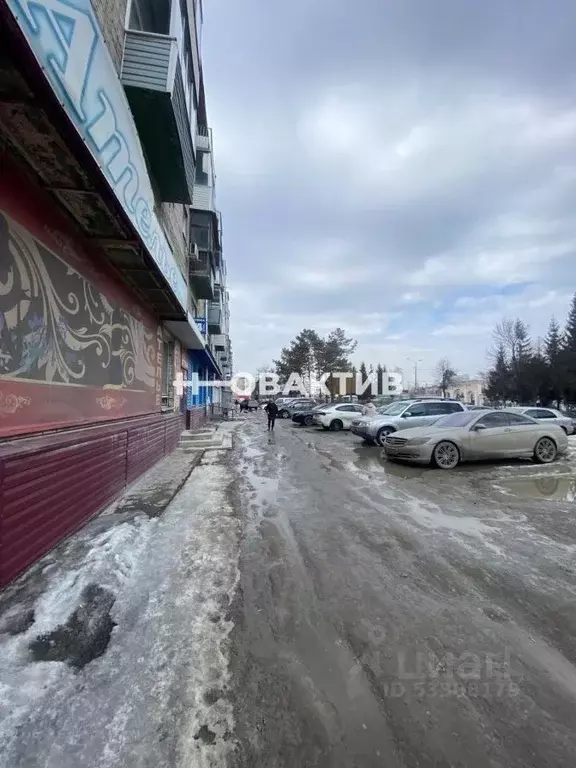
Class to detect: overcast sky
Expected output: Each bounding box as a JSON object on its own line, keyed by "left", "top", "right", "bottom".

{"left": 200, "top": 0, "right": 576, "bottom": 385}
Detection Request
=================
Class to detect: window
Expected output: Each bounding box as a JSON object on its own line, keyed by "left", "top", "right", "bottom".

{"left": 336, "top": 405, "right": 356, "bottom": 412}
{"left": 527, "top": 408, "right": 556, "bottom": 420}
{"left": 190, "top": 224, "right": 210, "bottom": 249}
{"left": 476, "top": 412, "right": 510, "bottom": 428}
{"left": 161, "top": 340, "right": 174, "bottom": 408}
{"left": 385, "top": 401, "right": 412, "bottom": 416}
{"left": 447, "top": 402, "right": 465, "bottom": 412}
{"left": 405, "top": 403, "right": 428, "bottom": 417}
{"left": 434, "top": 412, "right": 477, "bottom": 428}
{"left": 195, "top": 150, "right": 209, "bottom": 185}
{"left": 506, "top": 413, "right": 534, "bottom": 426}
{"left": 426, "top": 402, "right": 457, "bottom": 416}
{"left": 128, "top": 0, "right": 170, "bottom": 33}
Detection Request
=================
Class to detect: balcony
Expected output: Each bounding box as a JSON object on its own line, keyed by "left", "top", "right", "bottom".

{"left": 214, "top": 266, "right": 226, "bottom": 289}
{"left": 192, "top": 183, "right": 216, "bottom": 212}
{"left": 196, "top": 125, "right": 211, "bottom": 151}
{"left": 212, "top": 334, "right": 226, "bottom": 350}
{"left": 188, "top": 248, "right": 215, "bottom": 300}
{"left": 208, "top": 302, "right": 222, "bottom": 333}
{"left": 121, "top": 30, "right": 194, "bottom": 203}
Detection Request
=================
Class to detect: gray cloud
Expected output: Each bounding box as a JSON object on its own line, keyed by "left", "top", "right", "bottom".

{"left": 202, "top": 0, "right": 576, "bottom": 380}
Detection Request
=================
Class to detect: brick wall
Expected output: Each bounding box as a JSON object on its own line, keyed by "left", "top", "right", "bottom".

{"left": 189, "top": 406, "right": 207, "bottom": 431}
{"left": 91, "top": 0, "right": 127, "bottom": 75}
{"left": 158, "top": 202, "right": 188, "bottom": 277}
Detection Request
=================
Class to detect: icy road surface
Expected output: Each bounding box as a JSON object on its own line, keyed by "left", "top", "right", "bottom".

{"left": 229, "top": 417, "right": 576, "bottom": 767}
{"left": 2, "top": 417, "right": 576, "bottom": 767}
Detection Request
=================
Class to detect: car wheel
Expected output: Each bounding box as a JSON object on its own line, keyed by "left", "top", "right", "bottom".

{"left": 376, "top": 426, "right": 395, "bottom": 447}
{"left": 304, "top": 415, "right": 313, "bottom": 426}
{"left": 330, "top": 419, "right": 343, "bottom": 431}
{"left": 433, "top": 441, "right": 460, "bottom": 470}
{"left": 534, "top": 436, "right": 557, "bottom": 464}
{"left": 280, "top": 410, "right": 289, "bottom": 419}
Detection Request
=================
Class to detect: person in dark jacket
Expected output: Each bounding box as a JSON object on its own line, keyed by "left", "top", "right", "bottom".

{"left": 264, "top": 400, "right": 279, "bottom": 431}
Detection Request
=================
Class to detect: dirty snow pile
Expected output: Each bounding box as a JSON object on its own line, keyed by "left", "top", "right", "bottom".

{"left": 0, "top": 452, "right": 240, "bottom": 768}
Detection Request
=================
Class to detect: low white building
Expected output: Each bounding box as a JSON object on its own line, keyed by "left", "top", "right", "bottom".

{"left": 447, "top": 378, "right": 486, "bottom": 406}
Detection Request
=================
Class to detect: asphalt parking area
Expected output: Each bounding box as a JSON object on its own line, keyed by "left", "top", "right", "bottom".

{"left": 289, "top": 420, "right": 576, "bottom": 500}
{"left": 230, "top": 415, "right": 576, "bottom": 767}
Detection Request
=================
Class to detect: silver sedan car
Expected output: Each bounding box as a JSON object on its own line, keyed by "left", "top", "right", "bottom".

{"left": 504, "top": 407, "right": 574, "bottom": 435}
{"left": 383, "top": 409, "right": 569, "bottom": 470}
{"left": 350, "top": 399, "right": 467, "bottom": 446}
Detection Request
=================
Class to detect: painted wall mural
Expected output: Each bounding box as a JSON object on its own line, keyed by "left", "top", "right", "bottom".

{"left": 0, "top": 211, "right": 156, "bottom": 390}
{"left": 0, "top": 159, "right": 160, "bottom": 438}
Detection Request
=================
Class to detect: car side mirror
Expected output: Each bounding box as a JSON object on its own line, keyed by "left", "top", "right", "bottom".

{"left": 472, "top": 423, "right": 487, "bottom": 431}
{"left": 401, "top": 412, "right": 409, "bottom": 418}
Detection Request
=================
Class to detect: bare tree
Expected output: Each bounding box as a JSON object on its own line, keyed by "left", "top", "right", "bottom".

{"left": 436, "top": 357, "right": 457, "bottom": 398}
{"left": 492, "top": 318, "right": 515, "bottom": 356}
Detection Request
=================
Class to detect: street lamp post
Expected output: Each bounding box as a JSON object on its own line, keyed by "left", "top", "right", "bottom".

{"left": 406, "top": 357, "right": 422, "bottom": 392}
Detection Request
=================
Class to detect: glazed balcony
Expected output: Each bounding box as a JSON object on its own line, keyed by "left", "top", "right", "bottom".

{"left": 208, "top": 302, "right": 222, "bottom": 333}
{"left": 212, "top": 334, "right": 226, "bottom": 351}
{"left": 121, "top": 29, "right": 195, "bottom": 203}
{"left": 188, "top": 247, "right": 215, "bottom": 300}
{"left": 196, "top": 125, "right": 211, "bottom": 151}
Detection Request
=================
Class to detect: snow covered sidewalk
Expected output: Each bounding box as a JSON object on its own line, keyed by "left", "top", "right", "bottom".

{"left": 0, "top": 447, "right": 241, "bottom": 768}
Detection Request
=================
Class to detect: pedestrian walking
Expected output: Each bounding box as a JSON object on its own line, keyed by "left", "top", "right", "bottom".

{"left": 265, "top": 400, "right": 279, "bottom": 431}
{"left": 362, "top": 400, "right": 377, "bottom": 417}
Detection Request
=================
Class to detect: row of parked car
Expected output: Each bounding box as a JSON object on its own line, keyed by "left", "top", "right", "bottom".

{"left": 269, "top": 396, "right": 575, "bottom": 470}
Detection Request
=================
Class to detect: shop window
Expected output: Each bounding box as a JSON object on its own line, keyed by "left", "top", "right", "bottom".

{"left": 161, "top": 339, "right": 174, "bottom": 408}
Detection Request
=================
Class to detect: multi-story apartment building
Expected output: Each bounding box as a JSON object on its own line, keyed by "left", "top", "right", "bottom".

{"left": 0, "top": 0, "right": 232, "bottom": 587}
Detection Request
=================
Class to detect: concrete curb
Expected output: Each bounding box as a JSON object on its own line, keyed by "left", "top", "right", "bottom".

{"left": 104, "top": 449, "right": 205, "bottom": 521}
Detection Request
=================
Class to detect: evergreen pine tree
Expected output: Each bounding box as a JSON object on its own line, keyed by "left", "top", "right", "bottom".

{"left": 484, "top": 343, "right": 510, "bottom": 403}
{"left": 564, "top": 293, "right": 576, "bottom": 352}
{"left": 545, "top": 317, "right": 562, "bottom": 406}
{"left": 561, "top": 293, "right": 576, "bottom": 404}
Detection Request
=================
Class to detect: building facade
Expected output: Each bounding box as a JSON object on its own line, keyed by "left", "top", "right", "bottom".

{"left": 446, "top": 378, "right": 486, "bottom": 406}
{"left": 0, "top": 0, "right": 231, "bottom": 586}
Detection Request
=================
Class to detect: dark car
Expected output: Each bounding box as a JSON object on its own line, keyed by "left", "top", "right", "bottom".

{"left": 278, "top": 399, "right": 319, "bottom": 419}
{"left": 292, "top": 404, "right": 325, "bottom": 426}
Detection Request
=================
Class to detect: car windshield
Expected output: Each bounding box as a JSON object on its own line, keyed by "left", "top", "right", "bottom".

{"left": 383, "top": 401, "right": 411, "bottom": 416}
{"left": 433, "top": 411, "right": 478, "bottom": 428}
{"left": 376, "top": 403, "right": 402, "bottom": 414}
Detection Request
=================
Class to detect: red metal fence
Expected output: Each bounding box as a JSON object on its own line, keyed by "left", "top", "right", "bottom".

{"left": 0, "top": 411, "right": 184, "bottom": 589}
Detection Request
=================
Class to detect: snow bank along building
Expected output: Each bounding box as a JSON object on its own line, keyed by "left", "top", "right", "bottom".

{"left": 0, "top": 0, "right": 232, "bottom": 586}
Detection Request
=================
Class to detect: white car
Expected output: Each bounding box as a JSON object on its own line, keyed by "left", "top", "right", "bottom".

{"left": 505, "top": 407, "right": 574, "bottom": 435}
{"left": 313, "top": 403, "right": 365, "bottom": 431}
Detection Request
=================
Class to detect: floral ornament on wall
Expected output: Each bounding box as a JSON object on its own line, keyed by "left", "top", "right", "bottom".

{"left": 0, "top": 211, "right": 157, "bottom": 390}
{"left": 96, "top": 395, "right": 128, "bottom": 411}
{"left": 0, "top": 391, "right": 32, "bottom": 416}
